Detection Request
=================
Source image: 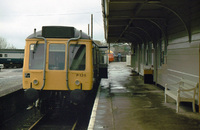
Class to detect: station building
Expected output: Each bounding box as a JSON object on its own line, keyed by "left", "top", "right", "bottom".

{"left": 102, "top": 0, "right": 200, "bottom": 111}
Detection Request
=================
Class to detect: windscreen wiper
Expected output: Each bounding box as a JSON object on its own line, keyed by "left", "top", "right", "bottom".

{"left": 32, "top": 41, "right": 39, "bottom": 59}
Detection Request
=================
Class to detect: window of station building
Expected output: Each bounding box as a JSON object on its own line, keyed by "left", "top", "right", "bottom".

{"left": 29, "top": 43, "right": 44, "bottom": 70}
{"left": 48, "top": 44, "right": 65, "bottom": 70}
{"left": 160, "top": 40, "right": 166, "bottom": 65}
{"left": 145, "top": 46, "right": 148, "bottom": 65}
{"left": 69, "top": 44, "right": 86, "bottom": 70}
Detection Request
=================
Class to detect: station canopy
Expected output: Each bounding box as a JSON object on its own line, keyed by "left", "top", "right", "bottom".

{"left": 102, "top": 0, "right": 193, "bottom": 44}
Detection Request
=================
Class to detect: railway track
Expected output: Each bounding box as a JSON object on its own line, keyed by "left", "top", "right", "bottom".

{"left": 27, "top": 111, "right": 79, "bottom": 130}
{"left": 28, "top": 114, "right": 45, "bottom": 130}
{"left": 71, "top": 120, "right": 78, "bottom": 130}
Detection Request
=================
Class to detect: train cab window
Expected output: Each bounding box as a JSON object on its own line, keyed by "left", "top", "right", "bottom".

{"left": 48, "top": 44, "right": 65, "bottom": 70}
{"left": 29, "top": 44, "right": 44, "bottom": 69}
{"left": 69, "top": 44, "right": 86, "bottom": 70}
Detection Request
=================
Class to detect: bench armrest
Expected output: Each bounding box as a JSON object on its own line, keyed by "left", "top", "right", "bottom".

{"left": 179, "top": 87, "right": 197, "bottom": 92}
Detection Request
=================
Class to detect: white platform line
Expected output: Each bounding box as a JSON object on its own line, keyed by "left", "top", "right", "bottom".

{"left": 87, "top": 84, "right": 101, "bottom": 130}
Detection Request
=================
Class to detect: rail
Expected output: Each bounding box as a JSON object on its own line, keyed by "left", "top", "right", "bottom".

{"left": 27, "top": 113, "right": 78, "bottom": 130}
{"left": 28, "top": 115, "right": 45, "bottom": 130}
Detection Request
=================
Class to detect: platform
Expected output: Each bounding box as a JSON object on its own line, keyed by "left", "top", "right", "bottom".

{"left": 0, "top": 68, "right": 22, "bottom": 97}
{"left": 88, "top": 62, "right": 200, "bottom": 130}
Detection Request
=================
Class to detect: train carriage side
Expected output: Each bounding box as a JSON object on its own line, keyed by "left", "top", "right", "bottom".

{"left": 0, "top": 49, "right": 24, "bottom": 68}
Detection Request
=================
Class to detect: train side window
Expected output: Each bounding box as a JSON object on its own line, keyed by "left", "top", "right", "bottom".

{"left": 69, "top": 44, "right": 86, "bottom": 70}
{"left": 4, "top": 54, "right": 8, "bottom": 57}
{"left": 29, "top": 44, "right": 44, "bottom": 70}
{"left": 0, "top": 54, "right": 2, "bottom": 57}
{"left": 48, "top": 44, "right": 65, "bottom": 70}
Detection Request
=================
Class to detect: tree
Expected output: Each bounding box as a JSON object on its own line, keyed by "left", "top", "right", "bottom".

{"left": 0, "top": 37, "right": 16, "bottom": 49}
{"left": 8, "top": 44, "right": 16, "bottom": 49}
{"left": 0, "top": 37, "right": 8, "bottom": 49}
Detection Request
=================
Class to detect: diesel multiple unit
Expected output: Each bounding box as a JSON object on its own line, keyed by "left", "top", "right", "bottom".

{"left": 23, "top": 26, "right": 108, "bottom": 112}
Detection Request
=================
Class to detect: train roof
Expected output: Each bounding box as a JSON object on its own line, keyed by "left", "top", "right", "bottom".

{"left": 27, "top": 26, "right": 90, "bottom": 39}
{"left": 0, "top": 49, "right": 24, "bottom": 53}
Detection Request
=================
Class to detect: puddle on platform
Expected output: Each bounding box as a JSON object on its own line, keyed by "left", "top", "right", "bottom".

{"left": 110, "top": 85, "right": 131, "bottom": 94}
{"left": 132, "top": 93, "right": 146, "bottom": 97}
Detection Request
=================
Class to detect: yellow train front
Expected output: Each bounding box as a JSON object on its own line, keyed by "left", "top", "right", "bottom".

{"left": 23, "top": 26, "right": 107, "bottom": 112}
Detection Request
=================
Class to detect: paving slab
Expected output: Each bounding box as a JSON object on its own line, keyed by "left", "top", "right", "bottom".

{"left": 88, "top": 62, "right": 200, "bottom": 130}
{"left": 0, "top": 68, "right": 22, "bottom": 97}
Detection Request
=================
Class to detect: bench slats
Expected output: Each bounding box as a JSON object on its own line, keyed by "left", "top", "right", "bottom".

{"left": 165, "top": 90, "right": 177, "bottom": 100}
{"left": 165, "top": 78, "right": 198, "bottom": 113}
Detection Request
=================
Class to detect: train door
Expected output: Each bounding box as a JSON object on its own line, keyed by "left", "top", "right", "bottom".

{"left": 68, "top": 41, "right": 93, "bottom": 91}
{"left": 23, "top": 41, "right": 45, "bottom": 90}
{"left": 45, "top": 42, "right": 66, "bottom": 90}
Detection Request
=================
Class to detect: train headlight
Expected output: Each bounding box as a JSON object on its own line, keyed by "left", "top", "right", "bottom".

{"left": 75, "top": 80, "right": 80, "bottom": 86}
{"left": 33, "top": 79, "right": 39, "bottom": 85}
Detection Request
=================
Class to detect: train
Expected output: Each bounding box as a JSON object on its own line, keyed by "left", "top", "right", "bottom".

{"left": 23, "top": 26, "right": 108, "bottom": 112}
{"left": 0, "top": 49, "right": 24, "bottom": 68}
{"left": 108, "top": 50, "right": 114, "bottom": 62}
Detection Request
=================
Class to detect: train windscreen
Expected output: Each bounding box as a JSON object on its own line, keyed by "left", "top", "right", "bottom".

{"left": 69, "top": 44, "right": 86, "bottom": 70}
{"left": 29, "top": 43, "right": 44, "bottom": 69}
{"left": 48, "top": 44, "right": 65, "bottom": 70}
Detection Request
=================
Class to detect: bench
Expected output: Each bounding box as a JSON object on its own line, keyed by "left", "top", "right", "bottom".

{"left": 165, "top": 78, "right": 198, "bottom": 113}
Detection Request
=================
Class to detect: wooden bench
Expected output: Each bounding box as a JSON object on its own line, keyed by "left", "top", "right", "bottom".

{"left": 165, "top": 78, "right": 198, "bottom": 113}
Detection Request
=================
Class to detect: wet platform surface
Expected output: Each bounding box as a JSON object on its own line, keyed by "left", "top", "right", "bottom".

{"left": 0, "top": 68, "right": 22, "bottom": 97}
{"left": 88, "top": 62, "right": 200, "bottom": 130}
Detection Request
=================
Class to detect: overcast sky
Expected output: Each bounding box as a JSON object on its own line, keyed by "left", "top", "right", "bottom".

{"left": 0, "top": 0, "right": 104, "bottom": 49}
